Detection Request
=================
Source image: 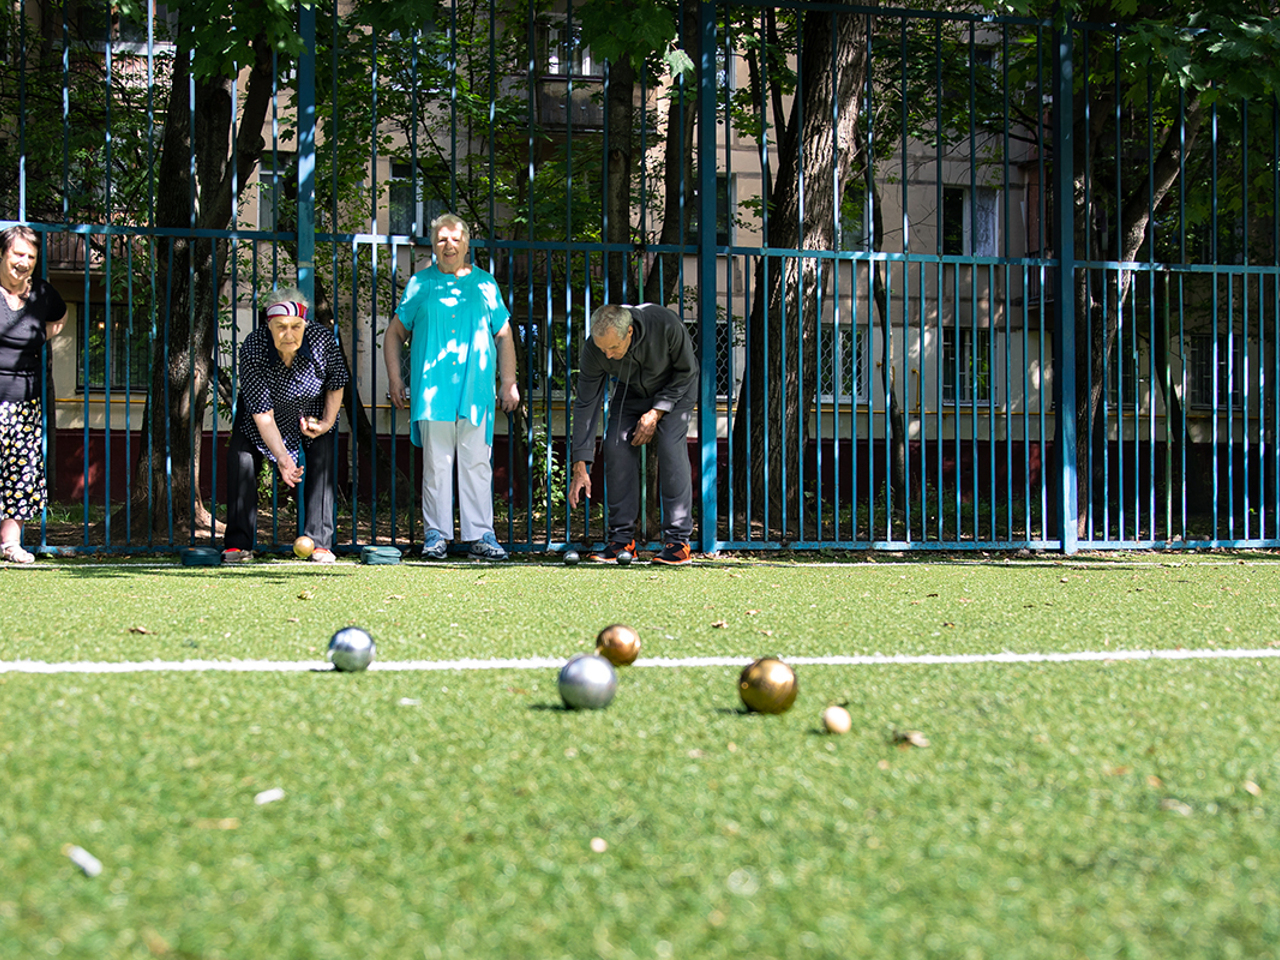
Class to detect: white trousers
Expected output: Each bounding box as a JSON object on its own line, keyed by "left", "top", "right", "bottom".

{"left": 419, "top": 418, "right": 494, "bottom": 541}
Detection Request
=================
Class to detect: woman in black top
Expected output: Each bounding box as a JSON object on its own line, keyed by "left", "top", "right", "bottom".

{"left": 0, "top": 225, "right": 66, "bottom": 564}
{"left": 222, "top": 288, "right": 349, "bottom": 563}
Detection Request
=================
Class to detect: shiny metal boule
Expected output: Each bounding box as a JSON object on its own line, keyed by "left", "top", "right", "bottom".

{"left": 563, "top": 550, "right": 580, "bottom": 565}
{"left": 616, "top": 550, "right": 633, "bottom": 566}
{"left": 328, "top": 626, "right": 375, "bottom": 672}
{"left": 293, "top": 535, "right": 315, "bottom": 559}
{"left": 738, "top": 657, "right": 798, "bottom": 714}
{"left": 558, "top": 653, "right": 618, "bottom": 709}
{"left": 595, "top": 623, "right": 641, "bottom": 666}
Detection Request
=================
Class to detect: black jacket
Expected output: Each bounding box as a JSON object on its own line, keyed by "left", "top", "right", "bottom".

{"left": 569, "top": 303, "right": 699, "bottom": 465}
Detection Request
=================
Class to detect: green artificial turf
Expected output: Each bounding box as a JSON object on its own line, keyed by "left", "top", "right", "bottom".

{"left": 3, "top": 554, "right": 1280, "bottom": 958}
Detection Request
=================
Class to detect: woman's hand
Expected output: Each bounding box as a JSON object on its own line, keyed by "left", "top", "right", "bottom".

{"left": 277, "top": 453, "right": 304, "bottom": 488}
{"left": 299, "top": 415, "right": 331, "bottom": 439}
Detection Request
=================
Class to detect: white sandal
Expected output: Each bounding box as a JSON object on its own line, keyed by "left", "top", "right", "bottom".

{"left": 1, "top": 542, "right": 35, "bottom": 564}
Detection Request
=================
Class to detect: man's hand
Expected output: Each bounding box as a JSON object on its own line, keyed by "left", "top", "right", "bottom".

{"left": 568, "top": 461, "right": 591, "bottom": 509}
{"left": 631, "top": 408, "right": 665, "bottom": 446}
{"left": 497, "top": 380, "right": 520, "bottom": 413}
{"left": 277, "top": 454, "right": 304, "bottom": 489}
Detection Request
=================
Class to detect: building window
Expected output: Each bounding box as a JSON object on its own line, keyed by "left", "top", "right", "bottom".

{"left": 77, "top": 303, "right": 151, "bottom": 392}
{"left": 535, "top": 17, "right": 596, "bottom": 77}
{"left": 942, "top": 327, "right": 993, "bottom": 404}
{"left": 258, "top": 152, "right": 294, "bottom": 233}
{"left": 839, "top": 181, "right": 872, "bottom": 251}
{"left": 388, "top": 163, "right": 418, "bottom": 237}
{"left": 819, "top": 323, "right": 869, "bottom": 402}
{"left": 689, "top": 173, "right": 732, "bottom": 247}
{"left": 941, "top": 186, "right": 999, "bottom": 256}
{"left": 1189, "top": 335, "right": 1247, "bottom": 409}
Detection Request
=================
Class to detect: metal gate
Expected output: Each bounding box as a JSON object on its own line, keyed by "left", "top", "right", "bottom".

{"left": 3, "top": 0, "right": 1277, "bottom": 554}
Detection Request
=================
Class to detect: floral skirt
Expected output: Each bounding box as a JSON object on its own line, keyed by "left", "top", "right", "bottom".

{"left": 0, "top": 399, "right": 47, "bottom": 521}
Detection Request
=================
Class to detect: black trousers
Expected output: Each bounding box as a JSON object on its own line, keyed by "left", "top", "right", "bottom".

{"left": 602, "top": 395, "right": 694, "bottom": 545}
{"left": 224, "top": 427, "right": 336, "bottom": 551}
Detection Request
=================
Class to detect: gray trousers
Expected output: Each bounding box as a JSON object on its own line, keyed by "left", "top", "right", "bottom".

{"left": 602, "top": 395, "right": 694, "bottom": 545}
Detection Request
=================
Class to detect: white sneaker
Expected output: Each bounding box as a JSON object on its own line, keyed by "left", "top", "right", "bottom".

{"left": 311, "top": 548, "right": 336, "bottom": 564}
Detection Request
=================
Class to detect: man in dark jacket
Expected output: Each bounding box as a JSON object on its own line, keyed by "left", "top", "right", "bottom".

{"left": 568, "top": 303, "right": 699, "bottom": 565}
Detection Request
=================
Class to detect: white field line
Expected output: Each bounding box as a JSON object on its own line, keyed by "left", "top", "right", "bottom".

{"left": 3, "top": 647, "right": 1280, "bottom": 675}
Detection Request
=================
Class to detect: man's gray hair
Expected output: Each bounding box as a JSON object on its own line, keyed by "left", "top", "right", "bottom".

{"left": 589, "top": 304, "right": 632, "bottom": 340}
{"left": 430, "top": 212, "right": 470, "bottom": 242}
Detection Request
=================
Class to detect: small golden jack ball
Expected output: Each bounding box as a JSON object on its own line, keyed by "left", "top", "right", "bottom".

{"left": 596, "top": 623, "right": 642, "bottom": 666}
{"left": 738, "top": 657, "right": 798, "bottom": 714}
{"left": 822, "top": 705, "right": 852, "bottom": 735}
{"left": 293, "top": 535, "right": 315, "bottom": 559}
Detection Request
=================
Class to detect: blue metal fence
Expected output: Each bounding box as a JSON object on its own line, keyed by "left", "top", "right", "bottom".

{"left": 2, "top": 0, "right": 1277, "bottom": 555}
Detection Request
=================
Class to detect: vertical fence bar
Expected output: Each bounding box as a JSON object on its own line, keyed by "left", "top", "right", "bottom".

{"left": 1052, "top": 17, "right": 1077, "bottom": 553}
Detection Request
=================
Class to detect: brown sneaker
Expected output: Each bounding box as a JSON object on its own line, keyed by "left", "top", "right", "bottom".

{"left": 590, "top": 539, "right": 636, "bottom": 563}
{"left": 652, "top": 542, "right": 692, "bottom": 565}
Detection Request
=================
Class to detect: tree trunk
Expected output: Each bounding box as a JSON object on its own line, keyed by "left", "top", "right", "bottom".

{"left": 1073, "top": 93, "right": 1204, "bottom": 537}
{"left": 642, "top": 0, "right": 700, "bottom": 308}
{"left": 730, "top": 8, "right": 869, "bottom": 541}
{"left": 605, "top": 57, "right": 637, "bottom": 300}
{"left": 123, "top": 32, "right": 275, "bottom": 542}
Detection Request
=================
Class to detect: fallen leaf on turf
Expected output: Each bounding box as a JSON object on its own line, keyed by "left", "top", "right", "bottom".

{"left": 877, "top": 759, "right": 891, "bottom": 770}
{"left": 1160, "top": 798, "right": 1193, "bottom": 816}
{"left": 745, "top": 609, "right": 760, "bottom": 616}
{"left": 193, "top": 818, "right": 240, "bottom": 830}
{"left": 1103, "top": 765, "right": 1131, "bottom": 776}
{"left": 141, "top": 927, "right": 171, "bottom": 956}
{"left": 1146, "top": 775, "right": 1163, "bottom": 788}
{"left": 1244, "top": 780, "right": 1262, "bottom": 796}
{"left": 285, "top": 617, "right": 300, "bottom": 623}
{"left": 297, "top": 590, "right": 313, "bottom": 600}
{"left": 941, "top": 621, "right": 955, "bottom": 628}
{"left": 254, "top": 788, "right": 285, "bottom": 805}
{"left": 761, "top": 629, "right": 773, "bottom": 637}
{"left": 387, "top": 594, "right": 405, "bottom": 601}
{"left": 711, "top": 619, "right": 728, "bottom": 628}
{"left": 892, "top": 729, "right": 930, "bottom": 748}
{"left": 128, "top": 626, "right": 153, "bottom": 635}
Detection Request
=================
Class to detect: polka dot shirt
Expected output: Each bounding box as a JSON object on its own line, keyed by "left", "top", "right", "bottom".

{"left": 235, "top": 322, "right": 350, "bottom": 463}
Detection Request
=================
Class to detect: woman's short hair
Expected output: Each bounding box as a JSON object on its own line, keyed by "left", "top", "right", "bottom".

{"left": 589, "top": 304, "right": 633, "bottom": 340}
{"left": 0, "top": 224, "right": 39, "bottom": 258}
{"left": 430, "top": 212, "right": 470, "bottom": 243}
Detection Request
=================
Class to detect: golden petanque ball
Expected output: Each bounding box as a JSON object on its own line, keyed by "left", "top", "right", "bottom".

{"left": 595, "top": 623, "right": 642, "bottom": 666}
{"left": 293, "top": 535, "right": 315, "bottom": 559}
{"left": 738, "top": 657, "right": 798, "bottom": 714}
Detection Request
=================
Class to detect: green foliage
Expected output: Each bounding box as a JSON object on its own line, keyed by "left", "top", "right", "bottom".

{"left": 577, "top": 0, "right": 676, "bottom": 71}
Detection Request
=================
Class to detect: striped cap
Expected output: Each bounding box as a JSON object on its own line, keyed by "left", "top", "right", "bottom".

{"left": 266, "top": 300, "right": 308, "bottom": 321}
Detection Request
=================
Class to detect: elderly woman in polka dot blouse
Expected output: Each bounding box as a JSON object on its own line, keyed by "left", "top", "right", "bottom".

{"left": 222, "top": 289, "right": 349, "bottom": 563}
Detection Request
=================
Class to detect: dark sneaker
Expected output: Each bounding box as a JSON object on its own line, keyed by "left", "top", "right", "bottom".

{"left": 590, "top": 540, "right": 636, "bottom": 563}
{"left": 469, "top": 531, "right": 508, "bottom": 561}
{"left": 221, "top": 548, "right": 254, "bottom": 564}
{"left": 652, "top": 542, "right": 692, "bottom": 566}
{"left": 421, "top": 529, "right": 448, "bottom": 560}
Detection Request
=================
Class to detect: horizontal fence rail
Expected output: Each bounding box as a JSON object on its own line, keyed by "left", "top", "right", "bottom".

{"left": 2, "top": 0, "right": 1278, "bottom": 555}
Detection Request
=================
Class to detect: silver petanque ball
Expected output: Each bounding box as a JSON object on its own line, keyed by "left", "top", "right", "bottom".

{"left": 616, "top": 550, "right": 633, "bottom": 567}
{"left": 563, "top": 550, "right": 580, "bottom": 566}
{"left": 328, "top": 626, "right": 376, "bottom": 672}
{"left": 558, "top": 653, "right": 618, "bottom": 710}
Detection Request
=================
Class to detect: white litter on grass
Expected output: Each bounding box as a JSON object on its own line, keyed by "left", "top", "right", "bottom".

{"left": 4, "top": 647, "right": 1280, "bottom": 675}
{"left": 63, "top": 844, "right": 102, "bottom": 877}
{"left": 254, "top": 788, "right": 285, "bottom": 806}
